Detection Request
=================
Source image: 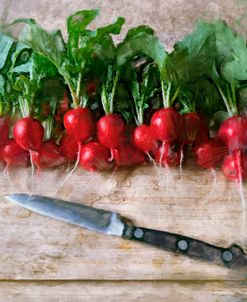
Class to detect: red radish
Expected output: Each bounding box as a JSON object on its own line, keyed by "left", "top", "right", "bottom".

{"left": 155, "top": 143, "right": 181, "bottom": 167}
{"left": 86, "top": 81, "right": 98, "bottom": 95}
{"left": 63, "top": 107, "right": 95, "bottom": 142}
{"left": 1, "top": 139, "right": 29, "bottom": 168}
{"left": 221, "top": 150, "right": 247, "bottom": 181}
{"left": 0, "top": 116, "right": 10, "bottom": 148}
{"left": 218, "top": 115, "right": 247, "bottom": 152}
{"left": 133, "top": 124, "right": 159, "bottom": 154}
{"left": 195, "top": 139, "right": 227, "bottom": 169}
{"left": 54, "top": 92, "right": 70, "bottom": 124}
{"left": 79, "top": 142, "right": 111, "bottom": 171}
{"left": 13, "top": 117, "right": 44, "bottom": 151}
{"left": 97, "top": 114, "right": 126, "bottom": 149}
{"left": 113, "top": 144, "right": 146, "bottom": 167}
{"left": 60, "top": 135, "right": 79, "bottom": 162}
{"left": 58, "top": 92, "right": 70, "bottom": 115}
{"left": 150, "top": 108, "right": 184, "bottom": 143}
{"left": 31, "top": 141, "right": 67, "bottom": 171}
{"left": 184, "top": 112, "right": 209, "bottom": 144}
{"left": 126, "top": 124, "right": 136, "bottom": 145}
{"left": 41, "top": 102, "right": 51, "bottom": 117}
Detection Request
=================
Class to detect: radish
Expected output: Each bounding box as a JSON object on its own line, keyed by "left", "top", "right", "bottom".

{"left": 31, "top": 141, "right": 67, "bottom": 172}
{"left": 154, "top": 143, "right": 181, "bottom": 167}
{"left": 1, "top": 139, "right": 29, "bottom": 168}
{"left": 54, "top": 95, "right": 69, "bottom": 123}
{"left": 86, "top": 80, "right": 98, "bottom": 95}
{"left": 79, "top": 141, "right": 111, "bottom": 171}
{"left": 58, "top": 92, "right": 70, "bottom": 116}
{"left": 150, "top": 108, "right": 184, "bottom": 143}
{"left": 195, "top": 139, "right": 228, "bottom": 169}
{"left": 124, "top": 63, "right": 160, "bottom": 156}
{"left": 133, "top": 125, "right": 159, "bottom": 154}
{"left": 63, "top": 107, "right": 95, "bottom": 142}
{"left": 13, "top": 117, "right": 44, "bottom": 151}
{"left": 221, "top": 150, "right": 247, "bottom": 181}
{"left": 97, "top": 114, "right": 126, "bottom": 150}
{"left": 113, "top": 143, "right": 146, "bottom": 168}
{"left": 0, "top": 116, "right": 10, "bottom": 148}
{"left": 218, "top": 115, "right": 247, "bottom": 152}
{"left": 184, "top": 112, "right": 209, "bottom": 145}
{"left": 221, "top": 150, "right": 247, "bottom": 236}
{"left": 60, "top": 135, "right": 79, "bottom": 162}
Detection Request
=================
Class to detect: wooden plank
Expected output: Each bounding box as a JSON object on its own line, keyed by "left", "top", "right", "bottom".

{"left": 0, "top": 281, "right": 246, "bottom": 302}
{"left": 0, "top": 163, "right": 246, "bottom": 280}
{"left": 3, "top": 0, "right": 247, "bottom": 50}
{"left": 1, "top": 0, "right": 247, "bottom": 284}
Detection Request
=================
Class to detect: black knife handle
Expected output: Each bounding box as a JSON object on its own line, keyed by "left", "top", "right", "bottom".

{"left": 122, "top": 224, "right": 247, "bottom": 268}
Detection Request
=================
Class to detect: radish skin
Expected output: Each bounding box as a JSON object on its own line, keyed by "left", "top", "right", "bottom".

{"left": 150, "top": 108, "right": 184, "bottom": 143}
{"left": 155, "top": 143, "right": 181, "bottom": 167}
{"left": 64, "top": 107, "right": 95, "bottom": 142}
{"left": 218, "top": 115, "right": 247, "bottom": 152}
{"left": 79, "top": 142, "right": 111, "bottom": 171}
{"left": 113, "top": 144, "right": 146, "bottom": 168}
{"left": 97, "top": 114, "right": 126, "bottom": 151}
{"left": 133, "top": 124, "right": 159, "bottom": 154}
{"left": 31, "top": 141, "right": 67, "bottom": 173}
{"left": 13, "top": 117, "right": 44, "bottom": 151}
{"left": 1, "top": 139, "right": 29, "bottom": 168}
{"left": 196, "top": 139, "right": 227, "bottom": 169}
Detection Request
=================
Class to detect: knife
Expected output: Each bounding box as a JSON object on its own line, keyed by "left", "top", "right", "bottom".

{"left": 5, "top": 193, "right": 247, "bottom": 269}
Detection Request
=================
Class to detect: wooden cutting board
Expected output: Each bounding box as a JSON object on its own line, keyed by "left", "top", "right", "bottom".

{"left": 1, "top": 0, "right": 247, "bottom": 300}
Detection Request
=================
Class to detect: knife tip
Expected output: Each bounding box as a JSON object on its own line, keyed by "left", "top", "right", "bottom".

{"left": 4, "top": 193, "right": 29, "bottom": 202}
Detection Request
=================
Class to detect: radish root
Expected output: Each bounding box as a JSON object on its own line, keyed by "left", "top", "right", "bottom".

{"left": 203, "top": 168, "right": 217, "bottom": 204}
{"left": 159, "top": 141, "right": 165, "bottom": 167}
{"left": 3, "top": 166, "right": 18, "bottom": 191}
{"left": 29, "top": 150, "right": 35, "bottom": 194}
{"left": 179, "top": 146, "right": 184, "bottom": 178}
{"left": 147, "top": 151, "right": 160, "bottom": 176}
{"left": 53, "top": 143, "right": 81, "bottom": 195}
{"left": 236, "top": 151, "right": 246, "bottom": 241}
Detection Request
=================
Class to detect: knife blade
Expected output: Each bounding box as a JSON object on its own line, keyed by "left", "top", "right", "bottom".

{"left": 5, "top": 193, "right": 247, "bottom": 269}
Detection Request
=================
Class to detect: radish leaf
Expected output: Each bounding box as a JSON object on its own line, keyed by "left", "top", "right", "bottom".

{"left": 67, "top": 9, "right": 99, "bottom": 58}
{"left": 0, "top": 33, "right": 14, "bottom": 69}
{"left": 117, "top": 30, "right": 167, "bottom": 78}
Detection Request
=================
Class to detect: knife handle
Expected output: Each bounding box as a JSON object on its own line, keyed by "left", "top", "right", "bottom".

{"left": 122, "top": 224, "right": 247, "bottom": 268}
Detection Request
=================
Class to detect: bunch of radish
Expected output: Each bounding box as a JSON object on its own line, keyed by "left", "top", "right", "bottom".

{"left": 1, "top": 10, "right": 247, "bottom": 184}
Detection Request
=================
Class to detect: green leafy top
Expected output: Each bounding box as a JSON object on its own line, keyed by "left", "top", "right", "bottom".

{"left": 9, "top": 11, "right": 125, "bottom": 108}
{"left": 1, "top": 9, "right": 247, "bottom": 134}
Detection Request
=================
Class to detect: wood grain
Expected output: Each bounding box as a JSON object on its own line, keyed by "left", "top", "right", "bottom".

{"left": 0, "top": 281, "right": 246, "bottom": 302}
{"left": 2, "top": 0, "right": 247, "bottom": 50}
{"left": 1, "top": 0, "right": 247, "bottom": 300}
{"left": 0, "top": 163, "right": 246, "bottom": 280}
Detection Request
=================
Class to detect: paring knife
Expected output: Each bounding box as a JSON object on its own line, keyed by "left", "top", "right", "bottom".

{"left": 5, "top": 193, "right": 247, "bottom": 269}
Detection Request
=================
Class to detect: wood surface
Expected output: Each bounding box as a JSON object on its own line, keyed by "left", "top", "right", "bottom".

{"left": 1, "top": 0, "right": 247, "bottom": 301}
{"left": 0, "top": 163, "right": 247, "bottom": 301}
{"left": 0, "top": 281, "right": 247, "bottom": 302}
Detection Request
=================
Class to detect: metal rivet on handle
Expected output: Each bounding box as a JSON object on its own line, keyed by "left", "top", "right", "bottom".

{"left": 134, "top": 228, "right": 144, "bottom": 239}
{"left": 178, "top": 239, "right": 189, "bottom": 251}
{"left": 222, "top": 250, "right": 233, "bottom": 262}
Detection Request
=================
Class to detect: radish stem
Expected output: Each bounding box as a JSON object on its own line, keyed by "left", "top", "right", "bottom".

{"left": 170, "top": 86, "right": 180, "bottom": 106}
{"left": 109, "top": 70, "right": 120, "bottom": 114}
{"left": 76, "top": 72, "right": 82, "bottom": 100}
